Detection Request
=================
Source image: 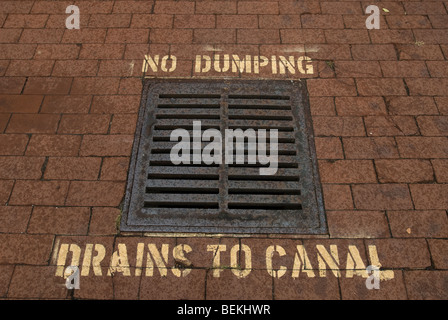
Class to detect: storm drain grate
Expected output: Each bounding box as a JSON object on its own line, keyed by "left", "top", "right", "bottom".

{"left": 120, "top": 80, "right": 326, "bottom": 234}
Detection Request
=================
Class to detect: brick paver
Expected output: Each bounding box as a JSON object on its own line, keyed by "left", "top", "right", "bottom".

{"left": 0, "top": 0, "right": 447, "bottom": 300}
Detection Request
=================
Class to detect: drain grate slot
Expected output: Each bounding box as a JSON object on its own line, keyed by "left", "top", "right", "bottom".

{"left": 159, "top": 94, "right": 221, "bottom": 99}
{"left": 228, "top": 94, "right": 290, "bottom": 100}
{"left": 121, "top": 80, "right": 326, "bottom": 234}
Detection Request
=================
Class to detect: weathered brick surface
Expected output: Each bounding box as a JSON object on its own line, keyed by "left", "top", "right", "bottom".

{"left": 0, "top": 156, "right": 45, "bottom": 180}
{"left": 0, "top": 78, "right": 26, "bottom": 94}
{"left": 410, "top": 184, "right": 448, "bottom": 210}
{"left": 343, "top": 137, "right": 399, "bottom": 159}
{"left": 386, "top": 15, "right": 431, "bottom": 30}
{"left": 432, "top": 159, "right": 448, "bottom": 183}
{"left": 79, "top": 135, "right": 134, "bottom": 156}
{"left": 426, "top": 61, "right": 448, "bottom": 78}
{"left": 9, "top": 180, "right": 70, "bottom": 206}
{"left": 375, "top": 160, "right": 434, "bottom": 183}
{"left": 26, "top": 134, "right": 82, "bottom": 156}
{"left": 428, "top": 239, "right": 448, "bottom": 269}
{"left": 0, "top": 134, "right": 29, "bottom": 155}
{"left": 386, "top": 97, "right": 439, "bottom": 116}
{"left": 396, "top": 137, "right": 448, "bottom": 158}
{"left": 23, "top": 77, "right": 73, "bottom": 95}
{"left": 405, "top": 271, "right": 448, "bottom": 300}
{"left": 339, "top": 271, "right": 408, "bottom": 300}
{"left": 0, "top": 265, "right": 15, "bottom": 297}
{"left": 335, "top": 97, "right": 386, "bottom": 116}
{"left": 357, "top": 78, "right": 407, "bottom": 96}
{"left": 322, "top": 184, "right": 354, "bottom": 210}
{"left": 100, "top": 157, "right": 130, "bottom": 181}
{"left": 0, "top": 95, "right": 43, "bottom": 113}
{"left": 364, "top": 116, "right": 419, "bottom": 136}
{"left": 34, "top": 44, "right": 80, "bottom": 60}
{"left": 351, "top": 44, "right": 396, "bottom": 61}
{"left": 206, "top": 270, "right": 272, "bottom": 300}
{"left": 352, "top": 184, "right": 413, "bottom": 210}
{"left": 308, "top": 79, "right": 358, "bottom": 96}
{"left": 380, "top": 61, "right": 430, "bottom": 78}
{"left": 325, "top": 29, "right": 370, "bottom": 44}
{"left": 387, "top": 210, "right": 448, "bottom": 238}
{"left": 315, "top": 137, "right": 344, "bottom": 159}
{"left": 91, "top": 95, "right": 141, "bottom": 114}
{"left": 6, "top": 60, "right": 54, "bottom": 77}
{"left": 44, "top": 157, "right": 102, "bottom": 180}
{"left": 198, "top": 29, "right": 237, "bottom": 44}
{"left": 326, "top": 211, "right": 390, "bottom": 239}
{"left": 319, "top": 160, "right": 377, "bottom": 183}
{"left": 260, "top": 15, "right": 301, "bottom": 29}
{"left": 196, "top": 1, "right": 237, "bottom": 14}
{"left": 0, "top": 234, "right": 54, "bottom": 265}
{"left": 0, "top": 0, "right": 447, "bottom": 300}
{"left": 274, "top": 276, "right": 340, "bottom": 300}
{"left": 109, "top": 114, "right": 137, "bottom": 134}
{"left": 88, "top": 207, "right": 120, "bottom": 235}
{"left": 396, "top": 44, "right": 444, "bottom": 60}
{"left": 0, "top": 114, "right": 9, "bottom": 132}
{"left": 27, "top": 206, "right": 91, "bottom": 234}
{"left": 140, "top": 269, "right": 206, "bottom": 300}
{"left": 0, "top": 44, "right": 37, "bottom": 59}
{"left": 313, "top": 116, "right": 365, "bottom": 136}
{"left": 58, "top": 114, "right": 110, "bottom": 134}
{"left": 0, "top": 206, "right": 31, "bottom": 233}
{"left": 6, "top": 114, "right": 60, "bottom": 133}
{"left": 335, "top": 61, "right": 382, "bottom": 78}
{"left": 8, "top": 266, "right": 68, "bottom": 299}
{"left": 71, "top": 77, "right": 120, "bottom": 94}
{"left": 61, "top": 29, "right": 106, "bottom": 43}
{"left": 20, "top": 29, "right": 64, "bottom": 43}
{"left": 417, "top": 116, "right": 448, "bottom": 136}
{"left": 365, "top": 239, "right": 431, "bottom": 269}
{"left": 282, "top": 29, "right": 326, "bottom": 44}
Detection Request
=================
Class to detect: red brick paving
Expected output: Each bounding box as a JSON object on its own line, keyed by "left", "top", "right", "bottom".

{"left": 0, "top": 0, "right": 447, "bottom": 300}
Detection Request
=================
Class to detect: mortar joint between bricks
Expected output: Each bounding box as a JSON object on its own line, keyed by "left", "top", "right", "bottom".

{"left": 40, "top": 157, "right": 49, "bottom": 180}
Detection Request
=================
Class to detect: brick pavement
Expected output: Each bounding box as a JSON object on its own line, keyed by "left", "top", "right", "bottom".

{"left": 0, "top": 0, "right": 447, "bottom": 300}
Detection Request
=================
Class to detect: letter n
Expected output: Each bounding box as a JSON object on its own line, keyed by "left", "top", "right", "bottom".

{"left": 146, "top": 244, "right": 169, "bottom": 276}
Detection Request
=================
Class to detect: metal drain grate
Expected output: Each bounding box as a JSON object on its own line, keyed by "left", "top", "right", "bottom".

{"left": 120, "top": 80, "right": 326, "bottom": 234}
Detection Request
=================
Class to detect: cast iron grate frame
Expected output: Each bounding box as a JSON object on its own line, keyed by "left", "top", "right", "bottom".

{"left": 120, "top": 79, "right": 327, "bottom": 234}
